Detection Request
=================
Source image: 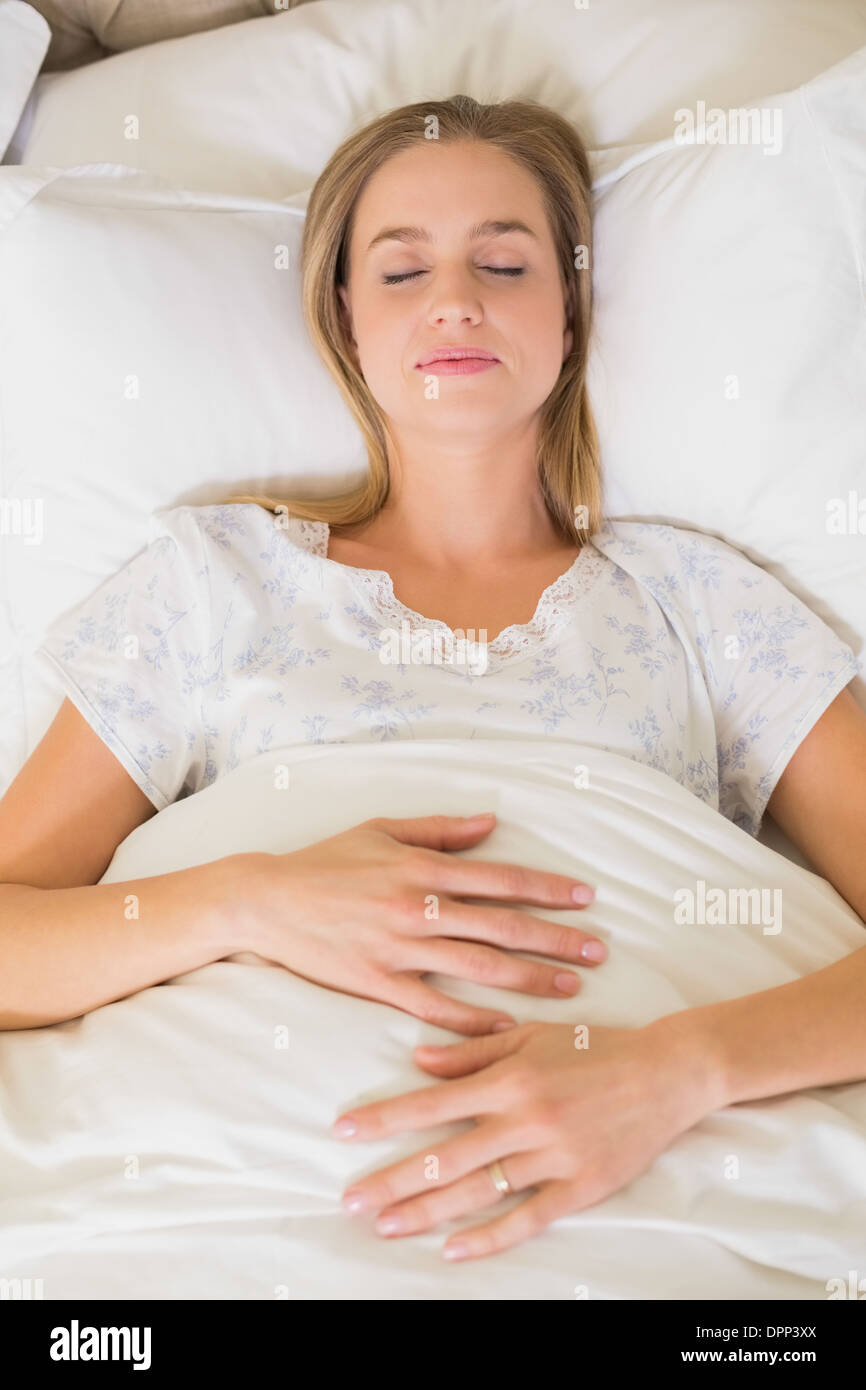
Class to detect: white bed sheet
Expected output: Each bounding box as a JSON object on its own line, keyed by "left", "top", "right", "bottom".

{"left": 1, "top": 737, "right": 864, "bottom": 1299}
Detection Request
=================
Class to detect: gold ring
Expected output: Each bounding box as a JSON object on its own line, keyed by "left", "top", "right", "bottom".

{"left": 487, "top": 1159, "right": 512, "bottom": 1196}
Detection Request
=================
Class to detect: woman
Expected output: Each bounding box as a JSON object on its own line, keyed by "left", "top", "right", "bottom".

{"left": 12, "top": 96, "right": 866, "bottom": 1264}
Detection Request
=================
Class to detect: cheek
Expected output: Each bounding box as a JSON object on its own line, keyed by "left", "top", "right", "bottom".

{"left": 508, "top": 292, "right": 564, "bottom": 366}
{"left": 355, "top": 302, "right": 401, "bottom": 364}
{"left": 352, "top": 320, "right": 412, "bottom": 409}
{"left": 520, "top": 328, "right": 564, "bottom": 387}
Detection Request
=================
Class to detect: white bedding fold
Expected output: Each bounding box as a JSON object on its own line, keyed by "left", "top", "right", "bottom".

{"left": 1, "top": 737, "right": 864, "bottom": 1299}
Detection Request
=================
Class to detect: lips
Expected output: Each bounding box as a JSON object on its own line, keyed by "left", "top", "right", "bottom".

{"left": 416, "top": 347, "right": 500, "bottom": 367}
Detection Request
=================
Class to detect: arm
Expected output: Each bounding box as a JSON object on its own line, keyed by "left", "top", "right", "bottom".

{"left": 0, "top": 856, "right": 249, "bottom": 1031}
{"left": 0, "top": 697, "right": 250, "bottom": 1031}
{"left": 1, "top": 703, "right": 604, "bottom": 1037}
{"left": 651, "top": 684, "right": 866, "bottom": 1105}
{"left": 653, "top": 946, "right": 866, "bottom": 1106}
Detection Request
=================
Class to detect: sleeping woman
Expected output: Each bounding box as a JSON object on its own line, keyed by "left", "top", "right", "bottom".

{"left": 3, "top": 94, "right": 865, "bottom": 1264}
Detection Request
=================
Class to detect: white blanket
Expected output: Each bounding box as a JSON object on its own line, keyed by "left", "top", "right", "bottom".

{"left": 2, "top": 738, "right": 865, "bottom": 1299}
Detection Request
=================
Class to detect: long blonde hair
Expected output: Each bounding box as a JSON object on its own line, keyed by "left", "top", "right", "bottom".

{"left": 224, "top": 93, "right": 601, "bottom": 544}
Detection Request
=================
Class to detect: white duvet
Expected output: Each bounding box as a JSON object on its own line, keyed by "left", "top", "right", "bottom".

{"left": 1, "top": 737, "right": 865, "bottom": 1300}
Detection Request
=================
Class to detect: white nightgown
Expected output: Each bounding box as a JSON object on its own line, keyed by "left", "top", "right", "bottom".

{"left": 35, "top": 502, "right": 860, "bottom": 838}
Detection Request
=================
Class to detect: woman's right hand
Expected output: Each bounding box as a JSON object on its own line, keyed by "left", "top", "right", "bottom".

{"left": 236, "top": 812, "right": 606, "bottom": 1035}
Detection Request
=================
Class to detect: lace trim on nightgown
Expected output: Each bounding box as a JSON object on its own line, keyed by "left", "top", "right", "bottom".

{"left": 289, "top": 517, "right": 608, "bottom": 670}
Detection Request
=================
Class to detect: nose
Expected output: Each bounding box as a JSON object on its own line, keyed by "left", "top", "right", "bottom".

{"left": 428, "top": 300, "right": 483, "bottom": 328}
{"left": 426, "top": 266, "right": 484, "bottom": 327}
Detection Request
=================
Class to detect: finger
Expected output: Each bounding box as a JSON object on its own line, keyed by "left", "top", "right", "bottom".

{"left": 412, "top": 936, "right": 584, "bottom": 997}
{"left": 441, "top": 1179, "right": 579, "bottom": 1262}
{"left": 370, "top": 812, "right": 500, "bottom": 850}
{"left": 414, "top": 846, "right": 596, "bottom": 912}
{"left": 375, "top": 1150, "right": 544, "bottom": 1237}
{"left": 378, "top": 974, "right": 517, "bottom": 1037}
{"left": 341, "top": 1120, "right": 529, "bottom": 1214}
{"left": 413, "top": 1026, "right": 529, "bottom": 1076}
{"left": 435, "top": 899, "right": 608, "bottom": 966}
{"left": 334, "top": 1051, "right": 518, "bottom": 1143}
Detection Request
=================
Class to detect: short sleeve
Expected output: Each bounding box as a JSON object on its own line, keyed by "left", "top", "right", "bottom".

{"left": 669, "top": 527, "right": 861, "bottom": 837}
{"left": 33, "top": 507, "right": 210, "bottom": 812}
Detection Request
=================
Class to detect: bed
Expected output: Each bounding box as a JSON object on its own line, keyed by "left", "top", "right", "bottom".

{"left": 1, "top": 0, "right": 865, "bottom": 1299}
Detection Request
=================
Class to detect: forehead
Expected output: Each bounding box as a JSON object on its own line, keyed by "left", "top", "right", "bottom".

{"left": 348, "top": 141, "right": 549, "bottom": 251}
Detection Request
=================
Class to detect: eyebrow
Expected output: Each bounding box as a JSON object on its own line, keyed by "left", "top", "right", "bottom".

{"left": 365, "top": 218, "right": 540, "bottom": 254}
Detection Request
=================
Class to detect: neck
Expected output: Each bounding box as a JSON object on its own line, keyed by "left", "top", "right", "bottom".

{"left": 349, "top": 427, "right": 568, "bottom": 570}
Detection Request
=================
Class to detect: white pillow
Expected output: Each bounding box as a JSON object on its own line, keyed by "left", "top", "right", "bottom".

{"left": 589, "top": 43, "right": 866, "bottom": 695}
{"left": 2, "top": 36, "right": 864, "bottom": 799}
{"left": 0, "top": 168, "right": 361, "bottom": 787}
{"left": 0, "top": 1, "right": 49, "bottom": 162}
{"left": 16, "top": 0, "right": 866, "bottom": 191}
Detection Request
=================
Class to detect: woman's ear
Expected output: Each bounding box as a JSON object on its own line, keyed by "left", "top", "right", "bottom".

{"left": 338, "top": 284, "right": 355, "bottom": 340}
{"left": 338, "top": 284, "right": 360, "bottom": 365}
{"left": 562, "top": 282, "right": 575, "bottom": 362}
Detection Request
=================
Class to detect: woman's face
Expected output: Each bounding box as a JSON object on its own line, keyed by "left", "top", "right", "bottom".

{"left": 337, "top": 140, "right": 574, "bottom": 448}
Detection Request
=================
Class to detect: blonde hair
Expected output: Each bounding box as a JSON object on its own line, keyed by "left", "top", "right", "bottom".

{"left": 224, "top": 93, "right": 602, "bottom": 544}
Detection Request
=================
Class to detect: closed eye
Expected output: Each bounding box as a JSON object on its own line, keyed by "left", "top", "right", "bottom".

{"left": 382, "top": 267, "right": 525, "bottom": 285}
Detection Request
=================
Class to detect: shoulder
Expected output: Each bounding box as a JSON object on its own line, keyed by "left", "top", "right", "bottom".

{"left": 590, "top": 519, "right": 769, "bottom": 597}
{"left": 149, "top": 502, "right": 264, "bottom": 552}
{"left": 150, "top": 502, "right": 327, "bottom": 560}
{"left": 591, "top": 518, "right": 739, "bottom": 563}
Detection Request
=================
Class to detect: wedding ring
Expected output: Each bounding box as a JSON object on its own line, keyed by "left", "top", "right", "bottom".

{"left": 487, "top": 1159, "right": 512, "bottom": 1195}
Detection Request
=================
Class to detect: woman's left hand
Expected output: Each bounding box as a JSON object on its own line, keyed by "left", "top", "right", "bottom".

{"left": 334, "top": 1017, "right": 723, "bottom": 1261}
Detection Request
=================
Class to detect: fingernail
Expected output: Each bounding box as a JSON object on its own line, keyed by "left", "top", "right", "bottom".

{"left": 572, "top": 884, "right": 595, "bottom": 905}
{"left": 554, "top": 972, "right": 580, "bottom": 995}
{"left": 376, "top": 1214, "right": 403, "bottom": 1235}
{"left": 342, "top": 1189, "right": 367, "bottom": 1213}
{"left": 581, "top": 939, "right": 607, "bottom": 963}
{"left": 443, "top": 1241, "right": 468, "bottom": 1260}
{"left": 492, "top": 1020, "right": 516, "bottom": 1032}
{"left": 333, "top": 1117, "right": 357, "bottom": 1138}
